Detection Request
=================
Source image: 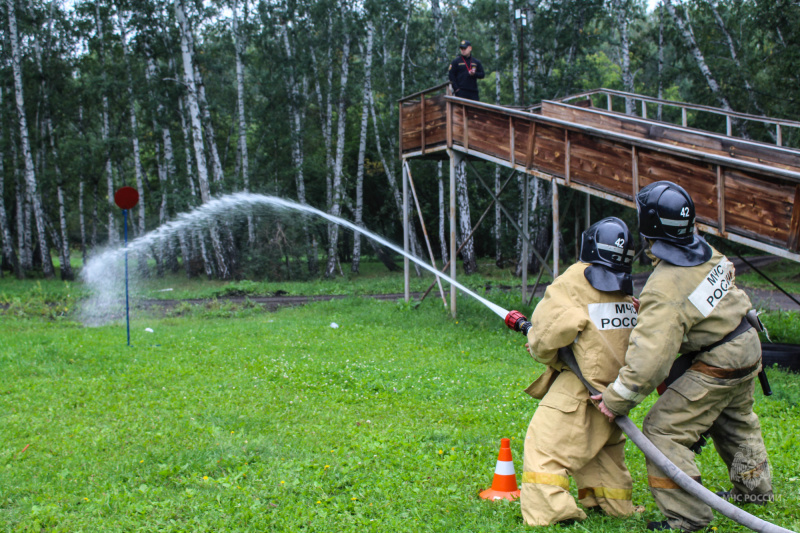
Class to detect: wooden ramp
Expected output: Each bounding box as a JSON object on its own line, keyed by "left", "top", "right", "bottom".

{"left": 398, "top": 85, "right": 800, "bottom": 313}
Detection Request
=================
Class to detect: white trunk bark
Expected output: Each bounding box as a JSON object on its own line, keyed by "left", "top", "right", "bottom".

{"left": 455, "top": 160, "right": 477, "bottom": 274}
{"left": 615, "top": 0, "right": 634, "bottom": 114}
{"left": 193, "top": 62, "right": 225, "bottom": 186}
{"left": 95, "top": 4, "right": 116, "bottom": 246}
{"left": 46, "top": 117, "right": 73, "bottom": 280}
{"left": 325, "top": 36, "right": 351, "bottom": 278}
{"left": 508, "top": 0, "right": 521, "bottom": 105}
{"left": 232, "top": 0, "right": 254, "bottom": 244}
{"left": 309, "top": 41, "right": 334, "bottom": 210}
{"left": 7, "top": 0, "right": 53, "bottom": 278}
{"left": 664, "top": 0, "right": 733, "bottom": 111}
{"left": 400, "top": 0, "right": 412, "bottom": 95}
{"left": 176, "top": 0, "right": 229, "bottom": 278}
{"left": 430, "top": 0, "right": 447, "bottom": 64}
{"left": 178, "top": 95, "right": 198, "bottom": 203}
{"left": 281, "top": 25, "right": 317, "bottom": 275}
{"left": 121, "top": 22, "right": 147, "bottom": 238}
{"left": 351, "top": 22, "right": 373, "bottom": 274}
{"left": 495, "top": 0, "right": 503, "bottom": 266}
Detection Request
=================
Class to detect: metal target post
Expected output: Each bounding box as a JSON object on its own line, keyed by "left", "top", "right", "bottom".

{"left": 114, "top": 187, "right": 140, "bottom": 347}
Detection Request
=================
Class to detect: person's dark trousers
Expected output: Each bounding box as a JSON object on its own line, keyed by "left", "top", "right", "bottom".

{"left": 456, "top": 90, "right": 479, "bottom": 101}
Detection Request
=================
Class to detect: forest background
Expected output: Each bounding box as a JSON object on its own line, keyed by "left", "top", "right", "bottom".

{"left": 1, "top": 0, "right": 799, "bottom": 282}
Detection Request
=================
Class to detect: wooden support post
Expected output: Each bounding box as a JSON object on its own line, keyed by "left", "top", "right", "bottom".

{"left": 564, "top": 130, "right": 571, "bottom": 185}
{"left": 717, "top": 165, "right": 726, "bottom": 236}
{"left": 402, "top": 158, "right": 410, "bottom": 302}
{"left": 682, "top": 108, "right": 688, "bottom": 127}
{"left": 522, "top": 175, "right": 529, "bottom": 301}
{"left": 420, "top": 93, "right": 426, "bottom": 155}
{"left": 777, "top": 124, "right": 782, "bottom": 147}
{"left": 726, "top": 115, "right": 732, "bottom": 136}
{"left": 632, "top": 145, "right": 639, "bottom": 197}
{"left": 585, "top": 193, "right": 591, "bottom": 231}
{"left": 509, "top": 117, "right": 515, "bottom": 166}
{"left": 607, "top": 94, "right": 612, "bottom": 111}
{"left": 526, "top": 121, "right": 537, "bottom": 169}
{"left": 552, "top": 182, "right": 560, "bottom": 278}
{"left": 462, "top": 106, "right": 469, "bottom": 151}
{"left": 642, "top": 100, "right": 647, "bottom": 118}
{"left": 449, "top": 149, "right": 459, "bottom": 317}
{"left": 446, "top": 94, "right": 453, "bottom": 148}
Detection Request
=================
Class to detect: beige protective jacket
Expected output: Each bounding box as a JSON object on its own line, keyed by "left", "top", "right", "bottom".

{"left": 525, "top": 262, "right": 636, "bottom": 399}
{"left": 602, "top": 246, "right": 759, "bottom": 416}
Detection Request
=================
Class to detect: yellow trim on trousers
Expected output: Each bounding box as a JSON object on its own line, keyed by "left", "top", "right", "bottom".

{"left": 521, "top": 471, "right": 570, "bottom": 490}
{"left": 578, "top": 487, "right": 633, "bottom": 501}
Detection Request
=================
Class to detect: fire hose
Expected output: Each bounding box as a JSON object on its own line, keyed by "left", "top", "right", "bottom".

{"left": 505, "top": 310, "right": 795, "bottom": 533}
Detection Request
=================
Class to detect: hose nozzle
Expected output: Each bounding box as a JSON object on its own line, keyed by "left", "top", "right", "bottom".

{"left": 505, "top": 310, "right": 532, "bottom": 335}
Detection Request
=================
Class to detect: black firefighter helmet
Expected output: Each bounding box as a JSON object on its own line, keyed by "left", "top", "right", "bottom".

{"left": 580, "top": 216, "right": 635, "bottom": 295}
{"left": 636, "top": 181, "right": 712, "bottom": 267}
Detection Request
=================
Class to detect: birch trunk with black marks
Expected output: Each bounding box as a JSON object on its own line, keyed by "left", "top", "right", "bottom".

{"left": 508, "top": 0, "right": 520, "bottom": 105}
{"left": 193, "top": 62, "right": 225, "bottom": 187}
{"left": 176, "top": 0, "right": 229, "bottom": 279}
{"left": 352, "top": 22, "right": 373, "bottom": 274}
{"left": 121, "top": 21, "right": 151, "bottom": 276}
{"left": 145, "top": 55, "right": 170, "bottom": 276}
{"left": 7, "top": 0, "right": 53, "bottom": 278}
{"left": 232, "top": 0, "right": 254, "bottom": 244}
{"left": 455, "top": 161, "right": 477, "bottom": 274}
{"left": 430, "top": 0, "right": 447, "bottom": 65}
{"left": 15, "top": 159, "right": 32, "bottom": 271}
{"left": 178, "top": 94, "right": 200, "bottom": 277}
{"left": 324, "top": 35, "right": 351, "bottom": 278}
{"left": 46, "top": 117, "right": 74, "bottom": 280}
{"left": 77, "top": 106, "right": 88, "bottom": 264}
{"left": 709, "top": 0, "right": 765, "bottom": 118}
{"left": 400, "top": 0, "right": 412, "bottom": 95}
{"left": 664, "top": 0, "right": 733, "bottom": 112}
{"left": 495, "top": 0, "right": 503, "bottom": 267}
{"left": 281, "top": 25, "right": 318, "bottom": 276}
{"left": 95, "top": 4, "right": 116, "bottom": 246}
{"left": 0, "top": 87, "right": 21, "bottom": 278}
{"left": 615, "top": 0, "right": 634, "bottom": 114}
{"left": 308, "top": 17, "right": 334, "bottom": 209}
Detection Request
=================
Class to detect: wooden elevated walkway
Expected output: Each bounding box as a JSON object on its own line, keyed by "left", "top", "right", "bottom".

{"left": 398, "top": 85, "right": 800, "bottom": 313}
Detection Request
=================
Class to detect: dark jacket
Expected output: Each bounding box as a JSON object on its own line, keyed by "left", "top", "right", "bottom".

{"left": 448, "top": 54, "right": 484, "bottom": 100}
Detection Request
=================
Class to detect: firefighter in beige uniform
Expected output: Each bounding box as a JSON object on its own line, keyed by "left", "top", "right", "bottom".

{"left": 521, "top": 217, "right": 637, "bottom": 526}
{"left": 597, "top": 182, "right": 773, "bottom": 532}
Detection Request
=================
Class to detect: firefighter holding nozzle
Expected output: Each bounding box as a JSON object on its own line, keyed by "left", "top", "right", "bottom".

{"left": 521, "top": 217, "right": 638, "bottom": 526}
{"left": 594, "top": 181, "right": 773, "bottom": 532}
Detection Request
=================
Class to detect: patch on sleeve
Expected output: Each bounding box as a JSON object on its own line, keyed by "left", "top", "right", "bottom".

{"left": 688, "top": 258, "right": 734, "bottom": 317}
{"left": 587, "top": 302, "right": 637, "bottom": 330}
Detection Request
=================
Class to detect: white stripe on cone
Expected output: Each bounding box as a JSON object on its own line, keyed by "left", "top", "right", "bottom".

{"left": 494, "top": 460, "right": 516, "bottom": 476}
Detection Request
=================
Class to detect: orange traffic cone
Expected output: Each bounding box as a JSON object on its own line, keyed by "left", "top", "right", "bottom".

{"left": 479, "top": 438, "right": 521, "bottom": 500}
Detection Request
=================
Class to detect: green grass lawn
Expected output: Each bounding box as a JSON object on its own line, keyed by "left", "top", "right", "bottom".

{"left": 2, "top": 276, "right": 800, "bottom": 532}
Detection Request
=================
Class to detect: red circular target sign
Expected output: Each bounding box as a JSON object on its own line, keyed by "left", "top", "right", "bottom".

{"left": 114, "top": 187, "right": 140, "bottom": 210}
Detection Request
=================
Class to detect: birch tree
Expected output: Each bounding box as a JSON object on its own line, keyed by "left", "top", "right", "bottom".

{"left": 7, "top": 0, "right": 54, "bottom": 278}
{"left": 351, "top": 21, "right": 373, "bottom": 274}
{"left": 324, "top": 32, "right": 352, "bottom": 278}
{"left": 280, "top": 23, "right": 318, "bottom": 276}
{"left": 176, "top": 0, "right": 230, "bottom": 278}
{"left": 664, "top": 0, "right": 733, "bottom": 112}
{"left": 614, "top": 0, "right": 635, "bottom": 114}
{"left": 94, "top": 3, "right": 117, "bottom": 246}
{"left": 232, "top": 0, "right": 254, "bottom": 244}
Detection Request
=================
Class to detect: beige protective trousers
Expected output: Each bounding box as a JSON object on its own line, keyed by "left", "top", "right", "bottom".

{"left": 643, "top": 365, "right": 773, "bottom": 531}
{"left": 521, "top": 372, "right": 633, "bottom": 526}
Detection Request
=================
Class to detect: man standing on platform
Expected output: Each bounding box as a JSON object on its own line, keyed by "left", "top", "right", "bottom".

{"left": 448, "top": 40, "right": 484, "bottom": 101}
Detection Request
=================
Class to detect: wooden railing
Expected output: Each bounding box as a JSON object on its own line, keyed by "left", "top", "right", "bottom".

{"left": 399, "top": 87, "right": 800, "bottom": 261}
{"left": 558, "top": 88, "right": 800, "bottom": 148}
